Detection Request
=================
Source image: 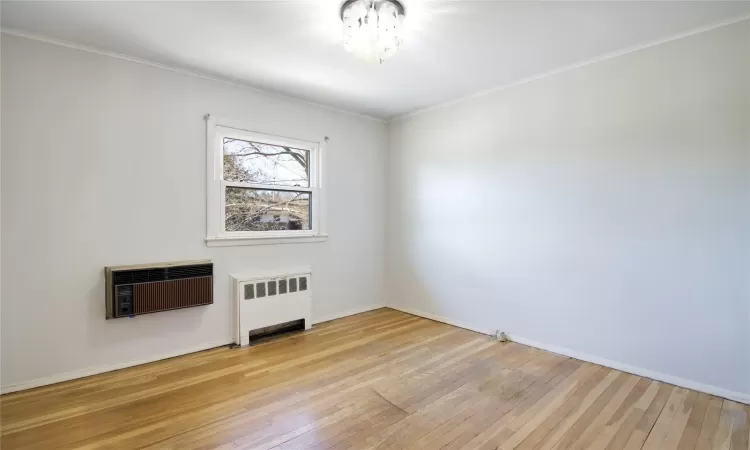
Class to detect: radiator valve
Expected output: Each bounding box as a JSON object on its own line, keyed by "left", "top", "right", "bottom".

{"left": 495, "top": 330, "right": 508, "bottom": 342}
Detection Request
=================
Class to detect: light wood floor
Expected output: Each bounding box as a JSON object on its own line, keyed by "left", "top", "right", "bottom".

{"left": 1, "top": 308, "right": 748, "bottom": 450}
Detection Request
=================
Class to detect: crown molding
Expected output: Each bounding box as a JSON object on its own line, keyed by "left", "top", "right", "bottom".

{"left": 0, "top": 27, "right": 387, "bottom": 124}
{"left": 2, "top": 12, "right": 748, "bottom": 124}
{"left": 391, "top": 14, "right": 750, "bottom": 122}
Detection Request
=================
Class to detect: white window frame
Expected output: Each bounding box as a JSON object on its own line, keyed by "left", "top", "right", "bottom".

{"left": 205, "top": 115, "right": 327, "bottom": 246}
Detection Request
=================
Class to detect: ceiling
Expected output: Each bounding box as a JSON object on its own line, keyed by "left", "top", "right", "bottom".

{"left": 2, "top": 1, "right": 749, "bottom": 119}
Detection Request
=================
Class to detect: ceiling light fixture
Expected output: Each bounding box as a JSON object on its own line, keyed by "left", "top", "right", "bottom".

{"left": 341, "top": 0, "right": 405, "bottom": 64}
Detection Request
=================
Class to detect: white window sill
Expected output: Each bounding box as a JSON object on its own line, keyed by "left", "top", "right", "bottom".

{"left": 205, "top": 234, "right": 328, "bottom": 247}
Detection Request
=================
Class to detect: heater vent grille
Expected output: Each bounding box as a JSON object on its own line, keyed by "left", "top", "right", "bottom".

{"left": 106, "top": 260, "right": 213, "bottom": 319}
{"left": 243, "top": 277, "right": 310, "bottom": 301}
{"left": 232, "top": 269, "right": 312, "bottom": 347}
{"left": 247, "top": 319, "right": 305, "bottom": 346}
{"left": 133, "top": 277, "right": 212, "bottom": 315}
{"left": 112, "top": 264, "right": 212, "bottom": 284}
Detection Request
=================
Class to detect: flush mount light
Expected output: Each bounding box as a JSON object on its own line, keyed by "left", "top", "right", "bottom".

{"left": 341, "top": 0, "right": 405, "bottom": 64}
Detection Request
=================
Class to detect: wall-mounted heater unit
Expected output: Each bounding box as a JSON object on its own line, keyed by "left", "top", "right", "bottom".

{"left": 231, "top": 268, "right": 312, "bottom": 346}
{"left": 105, "top": 260, "right": 213, "bottom": 319}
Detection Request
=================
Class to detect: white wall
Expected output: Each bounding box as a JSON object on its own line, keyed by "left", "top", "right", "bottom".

{"left": 387, "top": 21, "right": 750, "bottom": 400}
{"left": 2, "top": 22, "right": 749, "bottom": 401}
{"left": 0, "top": 35, "right": 387, "bottom": 391}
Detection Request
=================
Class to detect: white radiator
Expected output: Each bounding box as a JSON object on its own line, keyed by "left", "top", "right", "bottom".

{"left": 231, "top": 268, "right": 312, "bottom": 346}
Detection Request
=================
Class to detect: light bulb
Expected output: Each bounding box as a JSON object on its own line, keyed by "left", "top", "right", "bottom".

{"left": 341, "top": 0, "right": 405, "bottom": 63}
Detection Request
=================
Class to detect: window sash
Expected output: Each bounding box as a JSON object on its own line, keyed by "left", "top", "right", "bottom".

{"left": 224, "top": 181, "right": 314, "bottom": 193}
{"left": 222, "top": 138, "right": 311, "bottom": 187}
{"left": 218, "top": 132, "right": 319, "bottom": 190}
{"left": 223, "top": 185, "right": 313, "bottom": 234}
{"left": 220, "top": 183, "right": 319, "bottom": 236}
{"left": 206, "top": 116, "right": 324, "bottom": 242}
{"left": 218, "top": 126, "right": 318, "bottom": 152}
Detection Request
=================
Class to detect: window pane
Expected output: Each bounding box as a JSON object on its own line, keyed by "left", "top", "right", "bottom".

{"left": 223, "top": 138, "right": 309, "bottom": 187}
{"left": 225, "top": 187, "right": 311, "bottom": 232}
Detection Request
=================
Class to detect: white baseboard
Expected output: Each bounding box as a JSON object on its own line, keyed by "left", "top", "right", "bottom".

{"left": 387, "top": 305, "right": 750, "bottom": 405}
{"left": 0, "top": 304, "right": 385, "bottom": 394}
{"left": 1, "top": 304, "right": 387, "bottom": 395}
{"left": 313, "top": 303, "right": 386, "bottom": 324}
{"left": 0, "top": 338, "right": 233, "bottom": 394}
{"left": 387, "top": 305, "right": 496, "bottom": 336}
{"left": 6, "top": 303, "right": 747, "bottom": 406}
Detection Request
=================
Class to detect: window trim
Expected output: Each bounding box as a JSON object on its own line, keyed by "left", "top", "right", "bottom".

{"left": 205, "top": 115, "right": 327, "bottom": 246}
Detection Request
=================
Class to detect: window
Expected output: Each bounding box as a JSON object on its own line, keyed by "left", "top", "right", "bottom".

{"left": 206, "top": 116, "right": 326, "bottom": 246}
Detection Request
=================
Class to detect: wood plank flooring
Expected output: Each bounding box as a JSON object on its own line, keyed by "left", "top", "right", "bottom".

{"left": 1, "top": 308, "right": 747, "bottom": 449}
